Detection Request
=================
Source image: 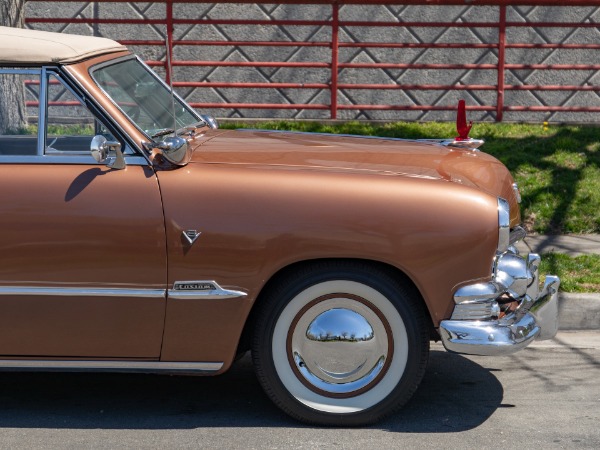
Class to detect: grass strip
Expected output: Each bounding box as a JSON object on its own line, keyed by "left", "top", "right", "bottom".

{"left": 540, "top": 253, "right": 600, "bottom": 293}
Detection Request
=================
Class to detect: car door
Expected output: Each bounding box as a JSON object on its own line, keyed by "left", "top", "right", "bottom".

{"left": 0, "top": 68, "right": 167, "bottom": 358}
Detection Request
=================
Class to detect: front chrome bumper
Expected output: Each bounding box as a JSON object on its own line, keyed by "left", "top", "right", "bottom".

{"left": 439, "top": 275, "right": 559, "bottom": 356}
{"left": 439, "top": 231, "right": 560, "bottom": 356}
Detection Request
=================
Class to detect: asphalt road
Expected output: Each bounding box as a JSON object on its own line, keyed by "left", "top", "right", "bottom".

{"left": 0, "top": 331, "right": 597, "bottom": 449}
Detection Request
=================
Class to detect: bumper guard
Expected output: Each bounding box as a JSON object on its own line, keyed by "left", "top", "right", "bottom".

{"left": 439, "top": 253, "right": 560, "bottom": 356}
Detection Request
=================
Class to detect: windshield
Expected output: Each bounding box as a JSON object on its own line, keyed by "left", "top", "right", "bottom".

{"left": 91, "top": 57, "right": 199, "bottom": 138}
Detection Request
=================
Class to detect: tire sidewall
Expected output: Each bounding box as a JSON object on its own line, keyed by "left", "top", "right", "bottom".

{"left": 253, "top": 264, "right": 428, "bottom": 426}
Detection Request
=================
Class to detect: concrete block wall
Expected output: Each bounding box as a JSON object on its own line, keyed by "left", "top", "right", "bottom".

{"left": 26, "top": 2, "right": 600, "bottom": 122}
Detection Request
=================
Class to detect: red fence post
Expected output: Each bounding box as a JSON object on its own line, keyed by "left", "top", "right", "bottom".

{"left": 496, "top": 4, "right": 506, "bottom": 122}
{"left": 331, "top": 3, "right": 339, "bottom": 120}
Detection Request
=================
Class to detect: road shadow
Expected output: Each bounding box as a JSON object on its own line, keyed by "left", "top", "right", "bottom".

{"left": 0, "top": 350, "right": 502, "bottom": 431}
{"left": 378, "top": 349, "right": 504, "bottom": 433}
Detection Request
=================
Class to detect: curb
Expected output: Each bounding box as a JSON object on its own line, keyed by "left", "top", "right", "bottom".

{"left": 559, "top": 293, "right": 600, "bottom": 330}
{"left": 521, "top": 234, "right": 600, "bottom": 257}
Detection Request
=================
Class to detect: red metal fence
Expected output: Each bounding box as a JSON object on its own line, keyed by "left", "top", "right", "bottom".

{"left": 25, "top": 0, "right": 600, "bottom": 121}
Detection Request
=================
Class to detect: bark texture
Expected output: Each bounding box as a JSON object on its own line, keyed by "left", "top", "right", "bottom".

{"left": 0, "top": 0, "right": 27, "bottom": 134}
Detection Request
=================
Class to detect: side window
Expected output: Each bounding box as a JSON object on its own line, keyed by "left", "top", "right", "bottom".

{"left": 45, "top": 73, "right": 116, "bottom": 155}
{"left": 0, "top": 71, "right": 39, "bottom": 155}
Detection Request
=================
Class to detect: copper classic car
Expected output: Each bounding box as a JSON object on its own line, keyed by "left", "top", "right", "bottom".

{"left": 0, "top": 27, "right": 559, "bottom": 426}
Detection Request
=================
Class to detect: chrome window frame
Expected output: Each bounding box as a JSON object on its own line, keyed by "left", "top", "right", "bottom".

{"left": 0, "top": 69, "right": 39, "bottom": 74}
{"left": 0, "top": 67, "right": 43, "bottom": 157}
{"left": 0, "top": 66, "right": 150, "bottom": 166}
{"left": 44, "top": 68, "right": 119, "bottom": 156}
{"left": 39, "top": 67, "right": 48, "bottom": 156}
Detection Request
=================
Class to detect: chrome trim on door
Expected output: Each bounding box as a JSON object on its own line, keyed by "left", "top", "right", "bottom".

{"left": 38, "top": 67, "right": 49, "bottom": 156}
{"left": 168, "top": 281, "right": 247, "bottom": 300}
{"left": 0, "top": 154, "right": 148, "bottom": 165}
{"left": 0, "top": 286, "right": 165, "bottom": 298}
{"left": 0, "top": 283, "right": 248, "bottom": 300}
{"left": 0, "top": 360, "right": 223, "bottom": 373}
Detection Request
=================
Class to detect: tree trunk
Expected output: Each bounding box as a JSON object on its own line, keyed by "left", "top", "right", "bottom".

{"left": 0, "top": 0, "right": 27, "bottom": 134}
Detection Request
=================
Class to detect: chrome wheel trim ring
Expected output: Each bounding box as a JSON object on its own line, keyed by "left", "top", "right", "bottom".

{"left": 287, "top": 294, "right": 392, "bottom": 398}
{"left": 272, "top": 280, "right": 409, "bottom": 414}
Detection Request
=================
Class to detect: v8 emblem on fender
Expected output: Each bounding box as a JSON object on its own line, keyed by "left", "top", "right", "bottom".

{"left": 183, "top": 230, "right": 201, "bottom": 245}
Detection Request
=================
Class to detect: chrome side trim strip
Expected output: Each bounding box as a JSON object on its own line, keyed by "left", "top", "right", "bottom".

{"left": 0, "top": 154, "right": 148, "bottom": 165}
{"left": 0, "top": 287, "right": 165, "bottom": 298}
{"left": 0, "top": 360, "right": 223, "bottom": 372}
{"left": 0, "top": 283, "right": 248, "bottom": 300}
{"left": 169, "top": 280, "right": 247, "bottom": 300}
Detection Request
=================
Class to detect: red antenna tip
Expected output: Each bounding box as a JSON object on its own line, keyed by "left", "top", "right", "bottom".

{"left": 456, "top": 100, "right": 473, "bottom": 140}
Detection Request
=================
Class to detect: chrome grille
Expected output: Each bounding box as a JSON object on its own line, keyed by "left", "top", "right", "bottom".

{"left": 451, "top": 302, "right": 496, "bottom": 321}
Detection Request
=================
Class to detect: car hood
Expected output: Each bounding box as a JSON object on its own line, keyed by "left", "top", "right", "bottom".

{"left": 187, "top": 129, "right": 518, "bottom": 221}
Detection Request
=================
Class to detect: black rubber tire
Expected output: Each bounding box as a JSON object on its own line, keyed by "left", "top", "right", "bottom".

{"left": 251, "top": 261, "right": 429, "bottom": 426}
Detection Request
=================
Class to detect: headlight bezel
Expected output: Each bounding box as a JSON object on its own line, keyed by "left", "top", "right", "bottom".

{"left": 497, "top": 197, "right": 510, "bottom": 253}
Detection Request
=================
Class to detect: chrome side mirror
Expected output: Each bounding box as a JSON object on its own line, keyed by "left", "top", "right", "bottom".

{"left": 91, "top": 135, "right": 126, "bottom": 170}
{"left": 147, "top": 136, "right": 190, "bottom": 166}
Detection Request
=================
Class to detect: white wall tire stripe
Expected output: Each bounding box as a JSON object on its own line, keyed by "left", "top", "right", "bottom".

{"left": 272, "top": 280, "right": 409, "bottom": 414}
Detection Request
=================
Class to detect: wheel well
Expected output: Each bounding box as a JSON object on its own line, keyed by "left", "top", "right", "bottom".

{"left": 236, "top": 258, "right": 435, "bottom": 356}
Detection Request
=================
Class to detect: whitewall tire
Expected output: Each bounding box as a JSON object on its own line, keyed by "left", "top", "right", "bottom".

{"left": 251, "top": 261, "right": 429, "bottom": 426}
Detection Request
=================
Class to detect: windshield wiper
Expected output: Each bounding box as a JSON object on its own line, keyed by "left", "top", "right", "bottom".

{"left": 150, "top": 128, "right": 174, "bottom": 139}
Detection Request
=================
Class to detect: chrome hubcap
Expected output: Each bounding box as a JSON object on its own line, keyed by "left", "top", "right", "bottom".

{"left": 288, "top": 295, "right": 391, "bottom": 396}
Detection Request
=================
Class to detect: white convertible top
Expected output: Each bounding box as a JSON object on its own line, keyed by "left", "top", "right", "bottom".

{"left": 0, "top": 26, "right": 127, "bottom": 65}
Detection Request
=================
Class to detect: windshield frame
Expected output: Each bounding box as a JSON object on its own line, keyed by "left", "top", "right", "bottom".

{"left": 89, "top": 54, "right": 204, "bottom": 142}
